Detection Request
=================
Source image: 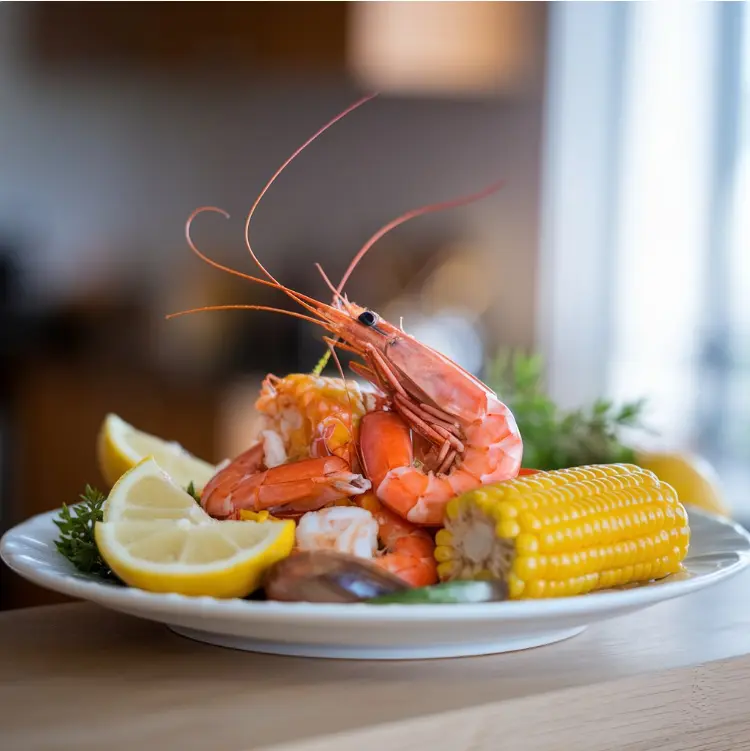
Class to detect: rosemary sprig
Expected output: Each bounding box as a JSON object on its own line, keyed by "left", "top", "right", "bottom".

{"left": 53, "top": 485, "right": 119, "bottom": 582}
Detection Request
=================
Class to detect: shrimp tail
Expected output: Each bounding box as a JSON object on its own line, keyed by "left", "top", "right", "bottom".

{"left": 357, "top": 493, "right": 438, "bottom": 587}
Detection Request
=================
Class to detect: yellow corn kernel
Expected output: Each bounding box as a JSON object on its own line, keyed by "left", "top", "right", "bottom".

{"left": 515, "top": 533, "right": 539, "bottom": 555}
{"left": 434, "top": 545, "right": 455, "bottom": 563}
{"left": 496, "top": 519, "right": 521, "bottom": 539}
{"left": 445, "top": 498, "right": 462, "bottom": 521}
{"left": 435, "top": 528, "right": 453, "bottom": 547}
{"left": 507, "top": 573, "right": 525, "bottom": 598}
{"left": 436, "top": 561, "right": 457, "bottom": 580}
{"left": 434, "top": 463, "right": 690, "bottom": 599}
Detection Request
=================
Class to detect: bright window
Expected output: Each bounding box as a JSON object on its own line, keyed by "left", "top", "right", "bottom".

{"left": 542, "top": 3, "right": 750, "bottom": 511}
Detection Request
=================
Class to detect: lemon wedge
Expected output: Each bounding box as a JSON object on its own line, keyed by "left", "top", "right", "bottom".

{"left": 636, "top": 450, "right": 730, "bottom": 517}
{"left": 102, "top": 457, "right": 212, "bottom": 524}
{"left": 95, "top": 458, "right": 295, "bottom": 598}
{"left": 97, "top": 413, "right": 217, "bottom": 490}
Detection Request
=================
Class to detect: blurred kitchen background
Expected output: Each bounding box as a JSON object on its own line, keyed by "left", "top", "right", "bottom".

{"left": 0, "top": 2, "right": 748, "bottom": 608}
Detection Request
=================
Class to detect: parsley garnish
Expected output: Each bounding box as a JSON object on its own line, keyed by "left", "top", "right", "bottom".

{"left": 53, "top": 485, "right": 119, "bottom": 582}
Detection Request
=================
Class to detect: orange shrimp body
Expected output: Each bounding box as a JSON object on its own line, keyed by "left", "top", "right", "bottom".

{"left": 359, "top": 402, "right": 523, "bottom": 527}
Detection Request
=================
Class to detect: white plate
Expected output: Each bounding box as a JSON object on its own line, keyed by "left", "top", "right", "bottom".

{"left": 2, "top": 507, "right": 749, "bottom": 660}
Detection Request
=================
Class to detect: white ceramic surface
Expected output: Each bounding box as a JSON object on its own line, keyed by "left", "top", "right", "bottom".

{"left": 2, "top": 507, "right": 749, "bottom": 660}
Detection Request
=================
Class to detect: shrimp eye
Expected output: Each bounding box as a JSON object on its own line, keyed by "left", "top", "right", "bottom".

{"left": 357, "top": 310, "right": 378, "bottom": 327}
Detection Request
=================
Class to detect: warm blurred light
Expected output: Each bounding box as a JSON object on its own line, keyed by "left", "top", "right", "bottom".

{"left": 348, "top": 1, "right": 536, "bottom": 95}
{"left": 421, "top": 248, "right": 490, "bottom": 317}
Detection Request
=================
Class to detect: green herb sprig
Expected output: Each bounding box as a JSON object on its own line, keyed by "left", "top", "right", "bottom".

{"left": 312, "top": 348, "right": 332, "bottom": 376}
{"left": 53, "top": 485, "right": 119, "bottom": 582}
{"left": 486, "top": 350, "right": 650, "bottom": 471}
{"left": 186, "top": 481, "right": 201, "bottom": 504}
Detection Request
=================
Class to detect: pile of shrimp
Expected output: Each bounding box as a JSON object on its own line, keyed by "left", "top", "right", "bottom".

{"left": 168, "top": 94, "right": 524, "bottom": 589}
{"left": 259, "top": 373, "right": 439, "bottom": 587}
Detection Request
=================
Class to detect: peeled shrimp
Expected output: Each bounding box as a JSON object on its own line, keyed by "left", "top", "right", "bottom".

{"left": 296, "top": 506, "right": 379, "bottom": 559}
{"left": 295, "top": 495, "right": 438, "bottom": 587}
{"left": 201, "top": 443, "right": 370, "bottom": 520}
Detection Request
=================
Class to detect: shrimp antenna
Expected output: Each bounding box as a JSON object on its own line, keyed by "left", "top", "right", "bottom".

{"left": 244, "top": 93, "right": 379, "bottom": 287}
{"left": 165, "top": 304, "right": 330, "bottom": 331}
{"left": 186, "top": 206, "right": 268, "bottom": 287}
{"left": 336, "top": 179, "right": 506, "bottom": 295}
{"left": 315, "top": 262, "right": 345, "bottom": 305}
{"left": 184, "top": 206, "right": 336, "bottom": 321}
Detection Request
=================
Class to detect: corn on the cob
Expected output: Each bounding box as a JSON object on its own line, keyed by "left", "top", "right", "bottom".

{"left": 434, "top": 463, "right": 690, "bottom": 599}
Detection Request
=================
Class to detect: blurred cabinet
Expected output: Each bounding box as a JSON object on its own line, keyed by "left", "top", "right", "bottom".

{"left": 28, "top": 2, "right": 349, "bottom": 73}
{"left": 26, "top": 2, "right": 547, "bottom": 97}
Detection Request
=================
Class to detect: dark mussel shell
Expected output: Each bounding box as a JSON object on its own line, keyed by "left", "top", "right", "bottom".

{"left": 262, "top": 550, "right": 409, "bottom": 603}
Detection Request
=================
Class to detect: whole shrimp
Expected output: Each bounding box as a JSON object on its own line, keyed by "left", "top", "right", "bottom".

{"left": 169, "top": 93, "right": 523, "bottom": 527}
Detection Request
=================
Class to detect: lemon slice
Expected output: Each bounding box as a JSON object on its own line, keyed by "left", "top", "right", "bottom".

{"left": 102, "top": 457, "right": 212, "bottom": 524}
{"left": 96, "top": 519, "right": 295, "bottom": 598}
{"left": 95, "top": 459, "right": 295, "bottom": 598}
{"left": 97, "top": 413, "right": 217, "bottom": 490}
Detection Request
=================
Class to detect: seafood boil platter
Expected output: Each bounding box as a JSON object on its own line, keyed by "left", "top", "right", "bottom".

{"left": 3, "top": 94, "right": 750, "bottom": 660}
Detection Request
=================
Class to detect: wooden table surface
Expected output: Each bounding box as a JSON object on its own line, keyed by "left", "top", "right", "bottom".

{"left": 3, "top": 572, "right": 750, "bottom": 751}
